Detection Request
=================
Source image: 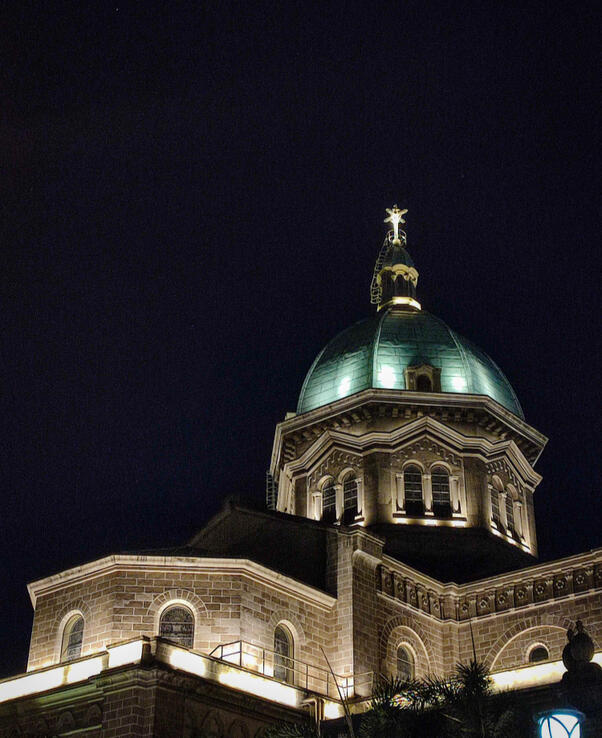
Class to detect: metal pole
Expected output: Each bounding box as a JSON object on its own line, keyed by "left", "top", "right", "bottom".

{"left": 320, "top": 647, "right": 356, "bottom": 738}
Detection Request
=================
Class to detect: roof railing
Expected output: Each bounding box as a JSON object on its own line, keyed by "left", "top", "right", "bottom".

{"left": 209, "top": 640, "right": 372, "bottom": 700}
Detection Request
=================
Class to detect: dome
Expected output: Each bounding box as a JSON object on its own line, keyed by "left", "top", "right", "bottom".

{"left": 297, "top": 308, "right": 524, "bottom": 418}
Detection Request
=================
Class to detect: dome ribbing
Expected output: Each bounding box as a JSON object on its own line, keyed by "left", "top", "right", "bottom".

{"left": 297, "top": 309, "right": 523, "bottom": 418}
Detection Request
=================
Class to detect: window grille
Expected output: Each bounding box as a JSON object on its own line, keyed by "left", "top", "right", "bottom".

{"left": 490, "top": 487, "right": 500, "bottom": 522}
{"left": 431, "top": 468, "right": 451, "bottom": 516}
{"left": 343, "top": 475, "right": 358, "bottom": 521}
{"left": 159, "top": 606, "right": 194, "bottom": 648}
{"left": 404, "top": 465, "right": 423, "bottom": 514}
{"left": 322, "top": 481, "right": 336, "bottom": 520}
{"left": 505, "top": 494, "right": 515, "bottom": 532}
{"left": 61, "top": 615, "right": 84, "bottom": 662}
{"left": 397, "top": 646, "right": 414, "bottom": 681}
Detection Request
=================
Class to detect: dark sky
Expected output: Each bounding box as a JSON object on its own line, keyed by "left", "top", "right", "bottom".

{"left": 2, "top": 3, "right": 600, "bottom": 678}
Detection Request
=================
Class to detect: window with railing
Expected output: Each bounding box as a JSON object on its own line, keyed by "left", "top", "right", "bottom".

{"left": 209, "top": 640, "right": 373, "bottom": 699}
{"left": 274, "top": 624, "right": 294, "bottom": 684}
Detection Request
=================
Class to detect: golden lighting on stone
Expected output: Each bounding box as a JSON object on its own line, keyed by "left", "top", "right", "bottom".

{"left": 384, "top": 205, "right": 408, "bottom": 243}
{"left": 167, "top": 647, "right": 207, "bottom": 677}
{"left": 380, "top": 296, "right": 421, "bottom": 311}
{"left": 107, "top": 639, "right": 144, "bottom": 669}
{"left": 491, "top": 654, "right": 601, "bottom": 692}
{"left": 0, "top": 655, "right": 105, "bottom": 704}
{"left": 323, "top": 700, "right": 345, "bottom": 719}
{"left": 217, "top": 667, "right": 300, "bottom": 707}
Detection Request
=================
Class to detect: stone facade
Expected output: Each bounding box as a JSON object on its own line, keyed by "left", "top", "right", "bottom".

{"left": 0, "top": 658, "right": 297, "bottom": 737}
{"left": 271, "top": 390, "right": 546, "bottom": 579}
{"left": 24, "top": 522, "right": 602, "bottom": 688}
{"left": 3, "top": 243, "right": 601, "bottom": 734}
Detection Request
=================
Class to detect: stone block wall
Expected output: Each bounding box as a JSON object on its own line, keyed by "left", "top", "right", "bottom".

{"left": 0, "top": 664, "right": 298, "bottom": 738}
{"left": 26, "top": 540, "right": 602, "bottom": 702}
{"left": 27, "top": 559, "right": 341, "bottom": 681}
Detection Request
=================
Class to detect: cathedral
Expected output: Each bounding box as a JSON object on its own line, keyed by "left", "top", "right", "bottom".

{"left": 1, "top": 208, "right": 601, "bottom": 736}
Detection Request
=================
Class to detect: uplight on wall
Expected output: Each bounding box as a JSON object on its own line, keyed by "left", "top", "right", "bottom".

{"left": 537, "top": 709, "right": 584, "bottom": 738}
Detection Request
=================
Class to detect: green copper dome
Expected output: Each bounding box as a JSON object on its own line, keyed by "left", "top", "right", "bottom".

{"left": 297, "top": 308, "right": 524, "bottom": 418}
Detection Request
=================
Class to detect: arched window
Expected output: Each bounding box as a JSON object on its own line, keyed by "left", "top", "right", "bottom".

{"left": 321, "top": 479, "right": 337, "bottom": 523}
{"left": 490, "top": 476, "right": 502, "bottom": 524}
{"left": 416, "top": 374, "right": 432, "bottom": 392}
{"left": 505, "top": 492, "right": 515, "bottom": 533}
{"left": 431, "top": 467, "right": 451, "bottom": 517}
{"left": 342, "top": 473, "right": 358, "bottom": 523}
{"left": 528, "top": 645, "right": 549, "bottom": 663}
{"left": 159, "top": 605, "right": 195, "bottom": 648}
{"left": 404, "top": 465, "right": 424, "bottom": 515}
{"left": 273, "top": 624, "right": 294, "bottom": 684}
{"left": 397, "top": 645, "right": 414, "bottom": 681}
{"left": 61, "top": 615, "right": 84, "bottom": 662}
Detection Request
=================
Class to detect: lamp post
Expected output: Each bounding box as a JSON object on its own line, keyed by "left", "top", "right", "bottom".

{"left": 536, "top": 709, "right": 585, "bottom": 738}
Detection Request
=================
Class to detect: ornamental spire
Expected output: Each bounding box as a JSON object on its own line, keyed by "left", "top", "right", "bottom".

{"left": 370, "top": 205, "right": 420, "bottom": 311}
{"left": 384, "top": 205, "right": 408, "bottom": 244}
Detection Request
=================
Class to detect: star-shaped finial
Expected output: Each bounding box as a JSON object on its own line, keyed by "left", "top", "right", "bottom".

{"left": 384, "top": 205, "right": 408, "bottom": 243}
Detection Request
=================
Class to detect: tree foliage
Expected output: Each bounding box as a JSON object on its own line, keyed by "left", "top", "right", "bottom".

{"left": 263, "top": 661, "right": 527, "bottom": 738}
{"left": 264, "top": 721, "right": 321, "bottom": 738}
{"left": 360, "top": 660, "right": 526, "bottom": 738}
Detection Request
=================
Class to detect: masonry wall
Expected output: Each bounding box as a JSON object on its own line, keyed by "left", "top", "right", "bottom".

{"left": 27, "top": 538, "right": 602, "bottom": 700}
{"left": 0, "top": 663, "right": 298, "bottom": 738}
{"left": 27, "top": 563, "right": 340, "bottom": 681}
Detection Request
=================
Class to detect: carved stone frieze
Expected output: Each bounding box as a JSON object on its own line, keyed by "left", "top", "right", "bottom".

{"left": 309, "top": 449, "right": 362, "bottom": 487}
{"left": 392, "top": 435, "right": 460, "bottom": 468}
{"left": 534, "top": 579, "right": 551, "bottom": 602}
{"left": 377, "top": 555, "right": 601, "bottom": 623}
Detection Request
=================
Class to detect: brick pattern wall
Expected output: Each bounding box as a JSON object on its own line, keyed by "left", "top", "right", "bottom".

{"left": 0, "top": 665, "right": 297, "bottom": 738}
{"left": 27, "top": 543, "right": 602, "bottom": 694}
{"left": 490, "top": 625, "right": 566, "bottom": 669}
{"left": 28, "top": 566, "right": 338, "bottom": 677}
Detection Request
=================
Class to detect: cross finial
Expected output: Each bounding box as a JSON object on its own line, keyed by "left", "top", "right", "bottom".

{"left": 384, "top": 205, "right": 408, "bottom": 244}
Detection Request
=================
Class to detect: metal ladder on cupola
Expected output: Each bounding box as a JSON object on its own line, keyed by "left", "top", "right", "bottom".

{"left": 370, "top": 230, "right": 407, "bottom": 305}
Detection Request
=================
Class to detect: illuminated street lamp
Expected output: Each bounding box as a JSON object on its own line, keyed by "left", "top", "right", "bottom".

{"left": 536, "top": 709, "right": 585, "bottom": 738}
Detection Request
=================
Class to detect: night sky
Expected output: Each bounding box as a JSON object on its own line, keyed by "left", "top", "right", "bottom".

{"left": 2, "top": 3, "right": 600, "bottom": 678}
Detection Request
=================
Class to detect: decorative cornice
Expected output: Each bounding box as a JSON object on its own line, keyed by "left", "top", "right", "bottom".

{"left": 271, "top": 389, "right": 547, "bottom": 473}
{"left": 280, "top": 415, "right": 542, "bottom": 489}
{"left": 27, "top": 555, "right": 336, "bottom": 611}
{"left": 377, "top": 548, "right": 602, "bottom": 622}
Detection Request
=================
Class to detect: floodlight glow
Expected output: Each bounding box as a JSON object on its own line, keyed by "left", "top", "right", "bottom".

{"left": 338, "top": 376, "right": 351, "bottom": 397}
{"left": 378, "top": 365, "right": 396, "bottom": 388}
{"left": 323, "top": 701, "right": 344, "bottom": 719}
{"left": 64, "top": 656, "right": 104, "bottom": 684}
{"left": 491, "top": 659, "right": 565, "bottom": 690}
{"left": 107, "top": 640, "right": 144, "bottom": 668}
{"left": 167, "top": 648, "right": 207, "bottom": 677}
{"left": 451, "top": 375, "right": 467, "bottom": 391}
{"left": 0, "top": 655, "right": 104, "bottom": 704}
{"left": 218, "top": 668, "right": 299, "bottom": 707}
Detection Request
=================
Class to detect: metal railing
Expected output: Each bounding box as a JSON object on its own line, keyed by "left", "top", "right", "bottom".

{"left": 209, "top": 640, "right": 372, "bottom": 700}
